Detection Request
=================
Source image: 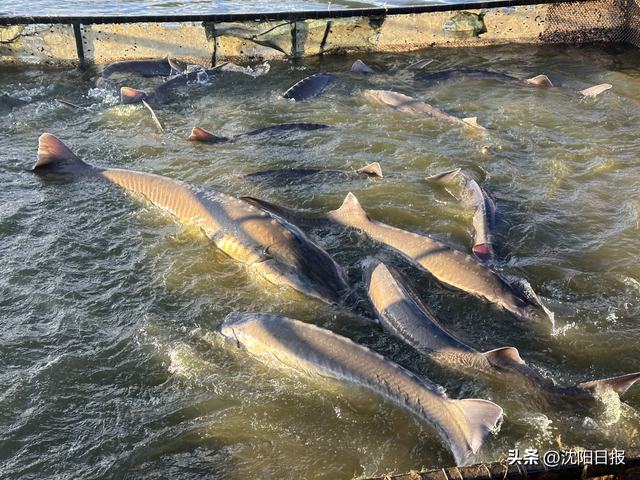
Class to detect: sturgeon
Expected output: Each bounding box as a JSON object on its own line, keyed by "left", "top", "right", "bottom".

{"left": 188, "top": 123, "right": 331, "bottom": 144}
{"left": 416, "top": 69, "right": 611, "bottom": 97}
{"left": 364, "top": 257, "right": 640, "bottom": 397}
{"left": 218, "top": 312, "right": 503, "bottom": 466}
{"left": 464, "top": 179, "right": 497, "bottom": 261}
{"left": 364, "top": 90, "right": 485, "bottom": 130}
{"left": 32, "top": 134, "right": 350, "bottom": 305}
{"left": 121, "top": 66, "right": 225, "bottom": 105}
{"left": 94, "top": 58, "right": 184, "bottom": 89}
{"left": 243, "top": 163, "right": 382, "bottom": 183}
{"left": 326, "top": 193, "right": 545, "bottom": 321}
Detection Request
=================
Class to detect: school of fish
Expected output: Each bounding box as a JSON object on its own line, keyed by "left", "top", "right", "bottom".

{"left": 27, "top": 56, "right": 633, "bottom": 471}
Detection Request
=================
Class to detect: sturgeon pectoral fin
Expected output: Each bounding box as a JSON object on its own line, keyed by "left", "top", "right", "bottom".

{"left": 357, "top": 162, "right": 383, "bottom": 177}
{"left": 483, "top": 346, "right": 526, "bottom": 369}
{"left": 472, "top": 243, "right": 494, "bottom": 261}
{"left": 121, "top": 87, "right": 148, "bottom": 105}
{"left": 524, "top": 75, "right": 553, "bottom": 87}
{"left": 578, "top": 84, "right": 612, "bottom": 97}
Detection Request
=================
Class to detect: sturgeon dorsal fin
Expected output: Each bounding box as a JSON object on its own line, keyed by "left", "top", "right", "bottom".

{"left": 325, "top": 193, "right": 370, "bottom": 225}
{"left": 462, "top": 117, "right": 486, "bottom": 130}
{"left": 188, "top": 127, "right": 227, "bottom": 143}
{"left": 351, "top": 59, "right": 374, "bottom": 74}
{"left": 578, "top": 84, "right": 612, "bottom": 97}
{"left": 449, "top": 398, "right": 503, "bottom": 466}
{"left": 525, "top": 75, "right": 553, "bottom": 87}
{"left": 32, "top": 133, "right": 88, "bottom": 170}
{"left": 357, "top": 162, "right": 383, "bottom": 177}
{"left": 575, "top": 372, "right": 640, "bottom": 396}
{"left": 167, "top": 58, "right": 184, "bottom": 75}
{"left": 121, "top": 86, "right": 147, "bottom": 105}
{"left": 482, "top": 346, "right": 525, "bottom": 369}
{"left": 425, "top": 167, "right": 461, "bottom": 184}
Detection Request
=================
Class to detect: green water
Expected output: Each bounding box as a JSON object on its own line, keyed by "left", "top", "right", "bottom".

{"left": 1, "top": 42, "right": 640, "bottom": 479}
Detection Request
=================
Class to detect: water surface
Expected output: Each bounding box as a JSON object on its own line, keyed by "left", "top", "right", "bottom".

{"left": 1, "top": 43, "right": 640, "bottom": 479}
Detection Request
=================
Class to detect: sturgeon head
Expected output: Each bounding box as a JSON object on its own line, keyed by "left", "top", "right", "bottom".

{"left": 32, "top": 133, "right": 350, "bottom": 306}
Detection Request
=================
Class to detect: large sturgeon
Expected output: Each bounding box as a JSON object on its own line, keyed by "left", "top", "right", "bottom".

{"left": 31, "top": 134, "right": 350, "bottom": 305}
{"left": 218, "top": 311, "right": 503, "bottom": 466}
{"left": 188, "top": 123, "right": 331, "bottom": 144}
{"left": 243, "top": 163, "right": 382, "bottom": 183}
{"left": 326, "top": 193, "right": 545, "bottom": 321}
{"left": 364, "top": 90, "right": 485, "bottom": 130}
{"left": 364, "top": 257, "right": 640, "bottom": 397}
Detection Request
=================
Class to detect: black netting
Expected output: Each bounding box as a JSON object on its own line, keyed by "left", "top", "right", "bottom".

{"left": 542, "top": 0, "right": 640, "bottom": 47}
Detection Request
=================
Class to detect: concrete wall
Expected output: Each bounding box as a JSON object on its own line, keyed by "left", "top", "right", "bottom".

{"left": 0, "top": 0, "right": 636, "bottom": 67}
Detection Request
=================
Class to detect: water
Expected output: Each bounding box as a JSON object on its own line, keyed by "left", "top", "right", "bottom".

{"left": 1, "top": 42, "right": 640, "bottom": 479}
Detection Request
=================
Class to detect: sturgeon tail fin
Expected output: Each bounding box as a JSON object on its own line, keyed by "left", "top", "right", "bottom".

{"left": 357, "top": 162, "right": 383, "bottom": 177}
{"left": 574, "top": 372, "right": 640, "bottom": 397}
{"left": 188, "top": 127, "right": 228, "bottom": 143}
{"left": 578, "top": 84, "right": 612, "bottom": 97}
{"left": 325, "top": 193, "right": 370, "bottom": 226}
{"left": 449, "top": 398, "right": 503, "bottom": 466}
{"left": 32, "top": 134, "right": 90, "bottom": 171}
{"left": 121, "top": 87, "right": 148, "bottom": 105}
{"left": 525, "top": 75, "right": 553, "bottom": 87}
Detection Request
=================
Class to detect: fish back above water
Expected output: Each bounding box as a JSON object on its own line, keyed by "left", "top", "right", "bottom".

{"left": 218, "top": 312, "right": 503, "bottom": 467}
{"left": 283, "top": 73, "right": 334, "bottom": 101}
{"left": 364, "top": 90, "right": 485, "bottom": 130}
{"left": 464, "top": 179, "right": 497, "bottom": 261}
{"left": 327, "top": 193, "right": 545, "bottom": 321}
{"left": 244, "top": 162, "right": 382, "bottom": 183}
{"left": 31, "top": 134, "right": 350, "bottom": 305}
{"left": 415, "top": 69, "right": 552, "bottom": 87}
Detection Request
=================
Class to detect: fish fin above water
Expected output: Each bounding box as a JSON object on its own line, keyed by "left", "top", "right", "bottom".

{"left": 472, "top": 243, "right": 494, "bottom": 261}
{"left": 167, "top": 58, "right": 184, "bottom": 74}
{"left": 404, "top": 58, "right": 433, "bottom": 70}
{"left": 325, "top": 192, "right": 370, "bottom": 224}
{"left": 188, "top": 127, "right": 227, "bottom": 143}
{"left": 121, "top": 86, "right": 148, "bottom": 105}
{"left": 283, "top": 73, "right": 333, "bottom": 101}
{"left": 33, "top": 133, "right": 89, "bottom": 170}
{"left": 482, "top": 346, "right": 526, "bottom": 369}
{"left": 462, "top": 117, "right": 486, "bottom": 130}
{"left": 424, "top": 167, "right": 461, "bottom": 184}
{"left": 450, "top": 398, "right": 503, "bottom": 466}
{"left": 578, "top": 84, "right": 612, "bottom": 97}
{"left": 351, "top": 59, "right": 374, "bottom": 74}
{"left": 357, "top": 162, "right": 383, "bottom": 177}
{"left": 575, "top": 372, "right": 640, "bottom": 396}
{"left": 524, "top": 75, "right": 553, "bottom": 87}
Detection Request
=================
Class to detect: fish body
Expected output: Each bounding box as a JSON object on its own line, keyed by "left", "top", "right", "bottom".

{"left": 218, "top": 311, "right": 503, "bottom": 467}
{"left": 121, "top": 68, "right": 222, "bottom": 105}
{"left": 94, "top": 58, "right": 184, "bottom": 89}
{"left": 365, "top": 258, "right": 640, "bottom": 398}
{"left": 188, "top": 123, "right": 331, "bottom": 144}
{"left": 32, "top": 134, "right": 350, "bottom": 305}
{"left": 364, "top": 89, "right": 485, "bottom": 130}
{"left": 326, "top": 193, "right": 544, "bottom": 321}
{"left": 415, "top": 69, "right": 553, "bottom": 87}
{"left": 464, "top": 179, "right": 497, "bottom": 261}
{"left": 283, "top": 73, "right": 334, "bottom": 101}
{"left": 244, "top": 163, "right": 382, "bottom": 183}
